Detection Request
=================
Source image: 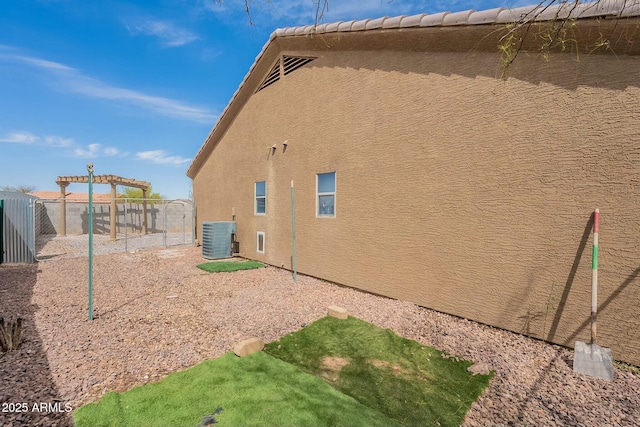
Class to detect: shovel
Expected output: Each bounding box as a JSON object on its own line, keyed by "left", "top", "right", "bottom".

{"left": 573, "top": 208, "right": 615, "bottom": 381}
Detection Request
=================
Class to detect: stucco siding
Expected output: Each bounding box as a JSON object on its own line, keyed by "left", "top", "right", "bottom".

{"left": 193, "top": 49, "right": 640, "bottom": 365}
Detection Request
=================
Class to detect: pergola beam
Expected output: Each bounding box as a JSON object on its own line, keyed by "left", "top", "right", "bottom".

{"left": 56, "top": 175, "right": 151, "bottom": 189}
{"left": 56, "top": 174, "right": 151, "bottom": 240}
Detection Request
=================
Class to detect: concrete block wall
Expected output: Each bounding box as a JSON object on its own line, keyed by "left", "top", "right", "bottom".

{"left": 35, "top": 200, "right": 193, "bottom": 235}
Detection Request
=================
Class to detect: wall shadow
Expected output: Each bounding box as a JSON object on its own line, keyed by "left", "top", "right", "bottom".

{"left": 80, "top": 204, "right": 161, "bottom": 235}
{"left": 512, "top": 262, "right": 640, "bottom": 424}
{"left": 34, "top": 202, "right": 56, "bottom": 236}
{"left": 546, "top": 213, "right": 594, "bottom": 342}
{"left": 561, "top": 264, "right": 640, "bottom": 347}
{"left": 0, "top": 264, "right": 72, "bottom": 426}
{"left": 296, "top": 21, "right": 640, "bottom": 92}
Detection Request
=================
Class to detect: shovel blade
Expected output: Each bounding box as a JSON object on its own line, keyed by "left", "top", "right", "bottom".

{"left": 573, "top": 341, "right": 615, "bottom": 381}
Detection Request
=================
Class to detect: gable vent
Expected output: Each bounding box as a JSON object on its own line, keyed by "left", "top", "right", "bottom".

{"left": 258, "top": 61, "right": 281, "bottom": 92}
{"left": 282, "top": 56, "right": 315, "bottom": 75}
{"left": 257, "top": 55, "right": 316, "bottom": 92}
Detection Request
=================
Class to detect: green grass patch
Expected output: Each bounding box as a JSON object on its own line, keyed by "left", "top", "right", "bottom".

{"left": 74, "top": 316, "right": 491, "bottom": 427}
{"left": 73, "top": 351, "right": 400, "bottom": 427}
{"left": 196, "top": 260, "right": 266, "bottom": 273}
{"left": 264, "top": 316, "right": 492, "bottom": 427}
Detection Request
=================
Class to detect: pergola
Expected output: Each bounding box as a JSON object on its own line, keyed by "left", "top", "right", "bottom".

{"left": 56, "top": 175, "right": 151, "bottom": 241}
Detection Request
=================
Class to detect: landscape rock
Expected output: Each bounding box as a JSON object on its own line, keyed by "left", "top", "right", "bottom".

{"left": 468, "top": 362, "right": 492, "bottom": 376}
{"left": 328, "top": 305, "right": 348, "bottom": 320}
{"left": 233, "top": 337, "right": 265, "bottom": 357}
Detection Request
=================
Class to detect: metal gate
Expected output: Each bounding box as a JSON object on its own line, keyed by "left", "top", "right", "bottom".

{"left": 0, "top": 192, "right": 37, "bottom": 264}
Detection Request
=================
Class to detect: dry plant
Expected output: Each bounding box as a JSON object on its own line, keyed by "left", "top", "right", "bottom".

{"left": 498, "top": 0, "right": 640, "bottom": 76}
{"left": 0, "top": 317, "right": 25, "bottom": 352}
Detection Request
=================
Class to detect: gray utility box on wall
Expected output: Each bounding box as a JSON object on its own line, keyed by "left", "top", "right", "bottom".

{"left": 202, "top": 221, "right": 237, "bottom": 259}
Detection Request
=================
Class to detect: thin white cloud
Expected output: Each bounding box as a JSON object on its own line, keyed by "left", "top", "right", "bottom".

{"left": 104, "top": 146, "right": 123, "bottom": 156}
{"left": 200, "top": 47, "right": 223, "bottom": 62}
{"left": 8, "top": 54, "right": 74, "bottom": 71}
{"left": 73, "top": 143, "right": 128, "bottom": 158}
{"left": 0, "top": 50, "right": 216, "bottom": 124}
{"left": 136, "top": 150, "right": 191, "bottom": 165}
{"left": 68, "top": 74, "right": 215, "bottom": 122}
{"left": 44, "top": 135, "right": 73, "bottom": 147}
{"left": 126, "top": 18, "right": 200, "bottom": 47}
{"left": 0, "top": 131, "right": 39, "bottom": 144}
{"left": 74, "top": 143, "right": 101, "bottom": 158}
{"left": 0, "top": 130, "right": 74, "bottom": 147}
{"left": 1, "top": 128, "right": 129, "bottom": 158}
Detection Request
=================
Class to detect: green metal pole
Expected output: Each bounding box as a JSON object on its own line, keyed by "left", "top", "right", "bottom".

{"left": 591, "top": 208, "right": 599, "bottom": 344}
{"left": 88, "top": 162, "right": 94, "bottom": 321}
{"left": 291, "top": 180, "right": 297, "bottom": 282}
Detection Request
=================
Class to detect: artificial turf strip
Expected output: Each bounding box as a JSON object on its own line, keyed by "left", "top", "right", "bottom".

{"left": 264, "top": 316, "right": 493, "bottom": 427}
{"left": 72, "top": 351, "right": 401, "bottom": 427}
{"left": 196, "top": 260, "right": 266, "bottom": 273}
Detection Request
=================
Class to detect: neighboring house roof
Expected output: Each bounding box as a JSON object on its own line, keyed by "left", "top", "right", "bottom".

{"left": 186, "top": 0, "right": 640, "bottom": 179}
{"left": 29, "top": 191, "right": 113, "bottom": 203}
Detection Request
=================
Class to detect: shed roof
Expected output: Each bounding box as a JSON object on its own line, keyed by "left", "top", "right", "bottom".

{"left": 186, "top": 0, "right": 640, "bottom": 179}
{"left": 0, "top": 191, "right": 38, "bottom": 201}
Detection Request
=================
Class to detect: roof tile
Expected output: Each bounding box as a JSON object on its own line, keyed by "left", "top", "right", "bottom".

{"left": 365, "top": 16, "right": 388, "bottom": 30}
{"left": 574, "top": 1, "right": 618, "bottom": 17}
{"left": 324, "top": 21, "right": 343, "bottom": 32}
{"left": 420, "top": 11, "right": 449, "bottom": 27}
{"left": 495, "top": 5, "right": 540, "bottom": 23}
{"left": 337, "top": 21, "right": 355, "bottom": 31}
{"left": 399, "top": 13, "right": 428, "bottom": 27}
{"left": 535, "top": 2, "right": 575, "bottom": 21}
{"left": 382, "top": 15, "right": 406, "bottom": 28}
{"left": 620, "top": 0, "right": 640, "bottom": 16}
{"left": 443, "top": 9, "right": 475, "bottom": 26}
{"left": 467, "top": 7, "right": 504, "bottom": 25}
{"left": 351, "top": 19, "right": 370, "bottom": 31}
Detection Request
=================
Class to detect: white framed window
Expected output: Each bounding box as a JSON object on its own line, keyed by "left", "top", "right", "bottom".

{"left": 257, "top": 231, "right": 265, "bottom": 254}
{"left": 255, "top": 181, "right": 266, "bottom": 215}
{"left": 316, "top": 172, "right": 336, "bottom": 217}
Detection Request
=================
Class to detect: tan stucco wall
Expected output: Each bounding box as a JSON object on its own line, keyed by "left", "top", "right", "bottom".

{"left": 193, "top": 49, "right": 640, "bottom": 365}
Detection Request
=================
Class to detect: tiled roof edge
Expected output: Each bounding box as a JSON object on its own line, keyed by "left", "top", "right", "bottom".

{"left": 271, "top": 0, "right": 638, "bottom": 37}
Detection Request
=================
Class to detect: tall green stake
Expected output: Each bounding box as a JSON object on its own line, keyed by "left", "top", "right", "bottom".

{"left": 291, "top": 180, "right": 297, "bottom": 282}
{"left": 88, "top": 162, "right": 94, "bottom": 320}
{"left": 591, "top": 208, "right": 599, "bottom": 343}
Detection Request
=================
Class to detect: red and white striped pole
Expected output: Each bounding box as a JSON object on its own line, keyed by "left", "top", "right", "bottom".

{"left": 591, "top": 208, "right": 599, "bottom": 344}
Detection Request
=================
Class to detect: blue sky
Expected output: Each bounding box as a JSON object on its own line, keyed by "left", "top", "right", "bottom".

{"left": 0, "top": 0, "right": 523, "bottom": 199}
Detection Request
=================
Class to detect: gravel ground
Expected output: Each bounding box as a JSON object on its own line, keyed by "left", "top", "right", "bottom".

{"left": 36, "top": 233, "right": 193, "bottom": 259}
{"left": 1, "top": 242, "right": 639, "bottom": 427}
